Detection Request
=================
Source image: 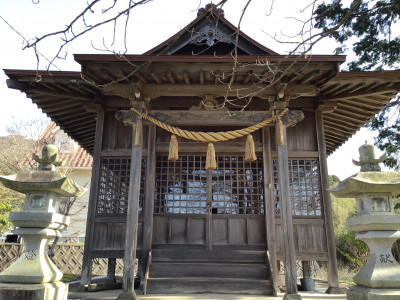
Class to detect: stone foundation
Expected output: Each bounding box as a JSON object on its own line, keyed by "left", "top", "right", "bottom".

{"left": 0, "top": 282, "right": 68, "bottom": 300}
{"left": 347, "top": 285, "right": 400, "bottom": 300}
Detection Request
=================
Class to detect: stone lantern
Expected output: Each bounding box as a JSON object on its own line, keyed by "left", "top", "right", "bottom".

{"left": 0, "top": 145, "right": 86, "bottom": 300}
{"left": 330, "top": 143, "right": 400, "bottom": 299}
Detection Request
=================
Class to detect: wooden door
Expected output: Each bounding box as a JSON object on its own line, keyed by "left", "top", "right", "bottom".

{"left": 152, "top": 154, "right": 267, "bottom": 247}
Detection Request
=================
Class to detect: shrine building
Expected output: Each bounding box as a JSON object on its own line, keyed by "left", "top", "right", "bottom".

{"left": 4, "top": 5, "right": 400, "bottom": 298}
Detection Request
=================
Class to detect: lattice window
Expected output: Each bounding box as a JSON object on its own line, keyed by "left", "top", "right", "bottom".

{"left": 97, "top": 157, "right": 146, "bottom": 214}
{"left": 154, "top": 155, "right": 208, "bottom": 214}
{"left": 273, "top": 159, "right": 322, "bottom": 216}
{"left": 154, "top": 155, "right": 264, "bottom": 215}
{"left": 211, "top": 156, "right": 264, "bottom": 214}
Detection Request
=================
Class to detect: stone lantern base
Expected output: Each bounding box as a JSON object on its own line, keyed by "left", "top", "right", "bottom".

{"left": 0, "top": 228, "right": 63, "bottom": 284}
{"left": 348, "top": 285, "right": 400, "bottom": 300}
{"left": 0, "top": 282, "right": 68, "bottom": 300}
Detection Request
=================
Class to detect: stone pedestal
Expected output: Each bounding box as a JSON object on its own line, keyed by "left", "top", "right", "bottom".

{"left": 347, "top": 285, "right": 400, "bottom": 300}
{"left": 0, "top": 282, "right": 69, "bottom": 300}
{"left": 0, "top": 228, "right": 63, "bottom": 283}
{"left": 353, "top": 231, "right": 400, "bottom": 288}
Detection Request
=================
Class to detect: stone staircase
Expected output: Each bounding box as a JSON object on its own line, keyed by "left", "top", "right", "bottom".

{"left": 145, "top": 245, "right": 275, "bottom": 295}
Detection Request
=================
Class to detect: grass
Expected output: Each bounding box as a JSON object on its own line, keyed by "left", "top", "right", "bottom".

{"left": 61, "top": 273, "right": 80, "bottom": 282}
{"left": 337, "top": 264, "right": 357, "bottom": 285}
{"left": 318, "top": 262, "right": 357, "bottom": 286}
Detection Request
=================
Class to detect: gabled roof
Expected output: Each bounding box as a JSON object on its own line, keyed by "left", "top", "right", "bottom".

{"left": 3, "top": 5, "right": 400, "bottom": 156}
{"left": 20, "top": 122, "right": 93, "bottom": 169}
{"left": 144, "top": 4, "right": 278, "bottom": 56}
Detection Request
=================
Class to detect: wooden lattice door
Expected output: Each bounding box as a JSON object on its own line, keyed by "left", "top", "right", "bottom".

{"left": 153, "top": 154, "right": 267, "bottom": 247}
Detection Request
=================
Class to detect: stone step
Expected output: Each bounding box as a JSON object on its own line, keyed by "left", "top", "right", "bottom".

{"left": 146, "top": 277, "right": 273, "bottom": 295}
{"left": 150, "top": 261, "right": 270, "bottom": 279}
{"left": 151, "top": 248, "right": 267, "bottom": 263}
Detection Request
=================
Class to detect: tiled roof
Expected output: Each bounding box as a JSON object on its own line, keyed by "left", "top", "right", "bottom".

{"left": 21, "top": 122, "right": 93, "bottom": 168}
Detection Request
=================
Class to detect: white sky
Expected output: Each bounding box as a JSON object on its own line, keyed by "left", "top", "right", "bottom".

{"left": 0, "top": 0, "right": 387, "bottom": 179}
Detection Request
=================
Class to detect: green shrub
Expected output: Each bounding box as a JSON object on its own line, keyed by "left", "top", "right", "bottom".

{"left": 329, "top": 176, "right": 369, "bottom": 271}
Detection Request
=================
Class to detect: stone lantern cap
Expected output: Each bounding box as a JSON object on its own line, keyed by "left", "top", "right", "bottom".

{"left": 330, "top": 171, "right": 400, "bottom": 198}
{"left": 0, "top": 170, "right": 86, "bottom": 198}
{"left": 352, "top": 143, "right": 386, "bottom": 172}
{"left": 0, "top": 144, "right": 86, "bottom": 198}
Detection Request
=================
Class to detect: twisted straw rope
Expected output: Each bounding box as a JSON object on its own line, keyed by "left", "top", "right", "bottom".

{"left": 131, "top": 107, "right": 288, "bottom": 142}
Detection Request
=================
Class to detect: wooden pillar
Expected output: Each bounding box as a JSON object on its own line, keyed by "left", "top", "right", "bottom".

{"left": 139, "top": 124, "right": 156, "bottom": 294}
{"left": 315, "top": 111, "right": 343, "bottom": 294}
{"left": 262, "top": 127, "right": 278, "bottom": 288}
{"left": 80, "top": 109, "right": 105, "bottom": 289}
{"left": 118, "top": 116, "right": 142, "bottom": 300}
{"left": 107, "top": 258, "right": 116, "bottom": 282}
{"left": 302, "top": 261, "right": 312, "bottom": 279}
{"left": 275, "top": 119, "right": 301, "bottom": 300}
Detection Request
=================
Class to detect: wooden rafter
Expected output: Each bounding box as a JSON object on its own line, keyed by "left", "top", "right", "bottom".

{"left": 103, "top": 83, "right": 318, "bottom": 99}
{"left": 323, "top": 83, "right": 400, "bottom": 101}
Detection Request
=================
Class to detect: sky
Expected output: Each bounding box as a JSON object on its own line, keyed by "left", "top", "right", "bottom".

{"left": 0, "top": 0, "right": 387, "bottom": 179}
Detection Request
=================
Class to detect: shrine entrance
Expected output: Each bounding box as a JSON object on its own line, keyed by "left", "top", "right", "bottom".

{"left": 147, "top": 153, "right": 273, "bottom": 294}
{"left": 152, "top": 154, "right": 267, "bottom": 249}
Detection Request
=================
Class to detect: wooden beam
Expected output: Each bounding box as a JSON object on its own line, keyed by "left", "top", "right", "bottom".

{"left": 315, "top": 111, "right": 342, "bottom": 294}
{"left": 333, "top": 107, "right": 371, "bottom": 120}
{"left": 118, "top": 115, "right": 142, "bottom": 299}
{"left": 323, "top": 116, "right": 359, "bottom": 131}
{"left": 274, "top": 118, "right": 299, "bottom": 297}
{"left": 324, "top": 124, "right": 353, "bottom": 136}
{"left": 199, "top": 72, "right": 205, "bottom": 85}
{"left": 319, "top": 83, "right": 340, "bottom": 94}
{"left": 80, "top": 108, "right": 105, "bottom": 289}
{"left": 325, "top": 135, "right": 345, "bottom": 146}
{"left": 40, "top": 102, "right": 81, "bottom": 114}
{"left": 336, "top": 102, "right": 376, "bottom": 116}
{"left": 340, "top": 98, "right": 382, "bottom": 110}
{"left": 135, "top": 73, "right": 148, "bottom": 84}
{"left": 154, "top": 142, "right": 263, "bottom": 153}
{"left": 324, "top": 82, "right": 400, "bottom": 101}
{"left": 140, "top": 125, "right": 156, "bottom": 293}
{"left": 61, "top": 118, "right": 96, "bottom": 129}
{"left": 345, "top": 82, "right": 366, "bottom": 94}
{"left": 150, "top": 110, "right": 273, "bottom": 126}
{"left": 6, "top": 79, "right": 94, "bottom": 101}
{"left": 277, "top": 83, "right": 287, "bottom": 99}
{"left": 326, "top": 83, "right": 352, "bottom": 96}
{"left": 167, "top": 72, "right": 175, "bottom": 85}
{"left": 103, "top": 83, "right": 318, "bottom": 99}
{"left": 323, "top": 114, "right": 364, "bottom": 127}
{"left": 262, "top": 127, "right": 278, "bottom": 288}
{"left": 132, "top": 82, "right": 143, "bottom": 100}
{"left": 50, "top": 109, "right": 89, "bottom": 119}
{"left": 242, "top": 71, "right": 253, "bottom": 84}
{"left": 324, "top": 132, "right": 344, "bottom": 143}
{"left": 183, "top": 71, "right": 190, "bottom": 85}
{"left": 296, "top": 70, "right": 320, "bottom": 84}
{"left": 29, "top": 89, "right": 94, "bottom": 101}
{"left": 150, "top": 71, "right": 162, "bottom": 84}
{"left": 359, "top": 95, "right": 390, "bottom": 106}
{"left": 214, "top": 71, "right": 221, "bottom": 85}
{"left": 315, "top": 69, "right": 338, "bottom": 86}
{"left": 71, "top": 126, "right": 96, "bottom": 136}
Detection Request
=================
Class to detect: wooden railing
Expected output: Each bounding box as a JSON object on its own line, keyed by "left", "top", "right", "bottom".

{"left": 0, "top": 243, "right": 123, "bottom": 275}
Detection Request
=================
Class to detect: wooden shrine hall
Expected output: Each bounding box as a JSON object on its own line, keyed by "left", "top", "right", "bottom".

{"left": 4, "top": 4, "right": 400, "bottom": 299}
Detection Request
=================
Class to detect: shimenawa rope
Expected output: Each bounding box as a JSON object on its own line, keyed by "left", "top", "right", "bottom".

{"left": 130, "top": 107, "right": 288, "bottom": 143}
